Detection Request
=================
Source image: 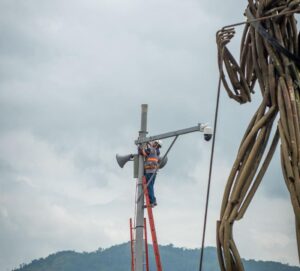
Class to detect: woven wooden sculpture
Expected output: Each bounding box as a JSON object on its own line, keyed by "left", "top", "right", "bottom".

{"left": 216, "top": 1, "right": 300, "bottom": 270}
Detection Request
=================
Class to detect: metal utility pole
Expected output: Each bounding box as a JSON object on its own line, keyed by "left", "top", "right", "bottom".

{"left": 135, "top": 104, "right": 148, "bottom": 271}
{"left": 116, "top": 104, "right": 213, "bottom": 271}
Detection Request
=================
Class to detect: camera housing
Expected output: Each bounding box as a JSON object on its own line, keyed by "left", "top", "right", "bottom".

{"left": 203, "top": 126, "right": 213, "bottom": 141}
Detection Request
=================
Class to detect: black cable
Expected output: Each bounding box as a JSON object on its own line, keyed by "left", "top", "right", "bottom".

{"left": 199, "top": 76, "right": 222, "bottom": 271}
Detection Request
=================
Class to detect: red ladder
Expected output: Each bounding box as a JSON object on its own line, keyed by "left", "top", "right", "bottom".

{"left": 142, "top": 176, "right": 163, "bottom": 271}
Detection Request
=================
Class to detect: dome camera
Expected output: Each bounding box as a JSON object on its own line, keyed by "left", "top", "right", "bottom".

{"left": 203, "top": 126, "right": 213, "bottom": 141}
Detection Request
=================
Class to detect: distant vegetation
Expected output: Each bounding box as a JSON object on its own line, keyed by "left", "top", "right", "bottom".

{"left": 13, "top": 242, "right": 300, "bottom": 271}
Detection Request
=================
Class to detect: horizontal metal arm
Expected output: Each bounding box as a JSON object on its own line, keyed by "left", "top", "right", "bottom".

{"left": 135, "top": 123, "right": 206, "bottom": 145}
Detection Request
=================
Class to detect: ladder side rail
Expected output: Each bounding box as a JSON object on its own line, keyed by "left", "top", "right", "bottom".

{"left": 130, "top": 218, "right": 135, "bottom": 271}
{"left": 144, "top": 217, "right": 150, "bottom": 271}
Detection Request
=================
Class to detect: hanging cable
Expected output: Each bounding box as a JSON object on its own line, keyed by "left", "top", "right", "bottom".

{"left": 198, "top": 76, "right": 222, "bottom": 271}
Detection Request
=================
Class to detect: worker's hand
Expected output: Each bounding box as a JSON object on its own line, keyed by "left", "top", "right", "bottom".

{"left": 138, "top": 145, "right": 147, "bottom": 156}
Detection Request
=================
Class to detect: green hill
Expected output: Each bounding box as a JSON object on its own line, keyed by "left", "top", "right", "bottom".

{"left": 13, "top": 242, "right": 300, "bottom": 271}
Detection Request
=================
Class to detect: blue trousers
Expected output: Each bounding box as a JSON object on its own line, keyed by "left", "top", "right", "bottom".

{"left": 145, "top": 173, "right": 157, "bottom": 204}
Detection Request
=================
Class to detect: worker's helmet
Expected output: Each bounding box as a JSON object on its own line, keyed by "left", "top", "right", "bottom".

{"left": 153, "top": 140, "right": 162, "bottom": 148}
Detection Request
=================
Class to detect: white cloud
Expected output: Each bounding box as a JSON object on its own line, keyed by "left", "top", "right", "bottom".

{"left": 0, "top": 130, "right": 136, "bottom": 269}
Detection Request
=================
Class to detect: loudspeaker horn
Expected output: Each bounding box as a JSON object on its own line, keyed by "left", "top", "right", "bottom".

{"left": 116, "top": 154, "right": 133, "bottom": 168}
{"left": 159, "top": 156, "right": 168, "bottom": 169}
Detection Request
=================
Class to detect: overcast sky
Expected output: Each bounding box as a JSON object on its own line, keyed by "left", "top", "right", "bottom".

{"left": 0, "top": 0, "right": 299, "bottom": 270}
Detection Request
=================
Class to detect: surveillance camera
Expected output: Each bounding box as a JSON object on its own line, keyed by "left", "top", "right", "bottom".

{"left": 203, "top": 126, "right": 213, "bottom": 142}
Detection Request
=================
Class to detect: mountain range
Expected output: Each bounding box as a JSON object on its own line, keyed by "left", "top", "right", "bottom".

{"left": 13, "top": 242, "right": 300, "bottom": 271}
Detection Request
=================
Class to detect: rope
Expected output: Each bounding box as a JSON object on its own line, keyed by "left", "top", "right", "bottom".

{"left": 198, "top": 76, "right": 222, "bottom": 271}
